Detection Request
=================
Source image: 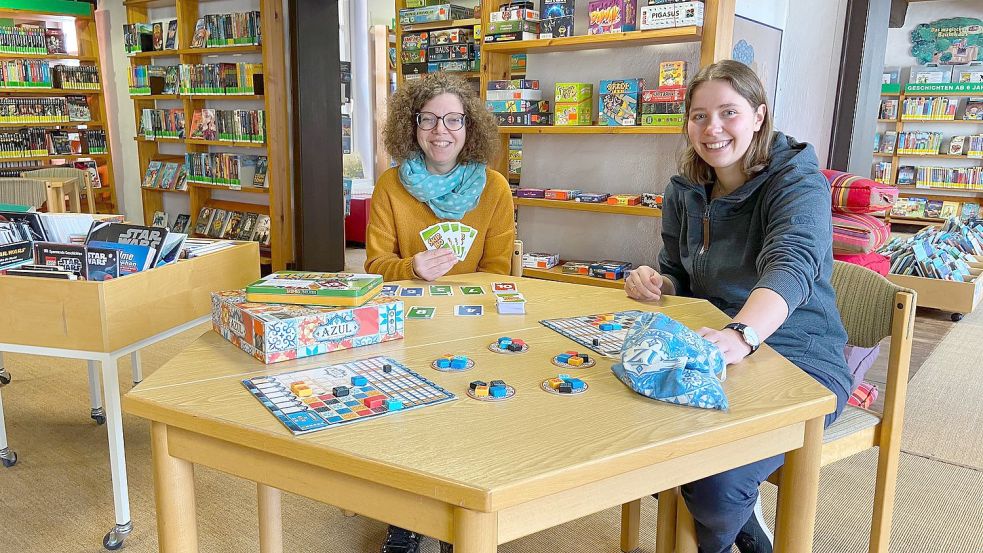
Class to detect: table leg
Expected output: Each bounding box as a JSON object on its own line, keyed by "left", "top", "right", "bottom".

{"left": 675, "top": 490, "right": 698, "bottom": 553}
{"left": 258, "top": 484, "right": 283, "bottom": 553}
{"left": 131, "top": 351, "right": 143, "bottom": 385}
{"left": 100, "top": 356, "right": 133, "bottom": 549}
{"left": 45, "top": 183, "right": 65, "bottom": 213}
{"left": 0, "top": 353, "right": 13, "bottom": 467}
{"left": 152, "top": 422, "right": 199, "bottom": 553}
{"left": 620, "top": 499, "right": 641, "bottom": 552}
{"left": 774, "top": 416, "right": 824, "bottom": 553}
{"left": 86, "top": 360, "right": 105, "bottom": 424}
{"left": 655, "top": 489, "right": 677, "bottom": 553}
{"left": 69, "top": 185, "right": 81, "bottom": 213}
{"left": 452, "top": 507, "right": 497, "bottom": 553}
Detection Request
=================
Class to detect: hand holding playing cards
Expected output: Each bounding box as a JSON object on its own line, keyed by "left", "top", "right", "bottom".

{"left": 413, "top": 248, "right": 458, "bottom": 281}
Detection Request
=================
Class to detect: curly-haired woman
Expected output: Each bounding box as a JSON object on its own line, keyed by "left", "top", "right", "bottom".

{"left": 365, "top": 72, "right": 515, "bottom": 283}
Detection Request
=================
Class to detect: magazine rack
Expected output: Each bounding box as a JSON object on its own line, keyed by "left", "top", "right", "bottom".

{"left": 0, "top": 241, "right": 258, "bottom": 549}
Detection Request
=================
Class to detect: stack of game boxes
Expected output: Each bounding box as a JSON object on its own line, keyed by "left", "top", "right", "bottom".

{"left": 598, "top": 78, "right": 644, "bottom": 125}
{"left": 641, "top": 61, "right": 687, "bottom": 127}
{"left": 508, "top": 137, "right": 522, "bottom": 183}
{"left": 487, "top": 79, "right": 552, "bottom": 126}
{"left": 554, "top": 82, "right": 593, "bottom": 126}
{"left": 559, "top": 259, "right": 633, "bottom": 281}
{"left": 638, "top": 0, "right": 705, "bottom": 30}
{"left": 587, "top": 0, "right": 638, "bottom": 34}
{"left": 428, "top": 27, "right": 477, "bottom": 74}
{"left": 522, "top": 252, "right": 560, "bottom": 269}
{"left": 401, "top": 30, "right": 429, "bottom": 77}
{"left": 398, "top": 3, "right": 474, "bottom": 25}
{"left": 541, "top": 0, "right": 575, "bottom": 38}
{"left": 484, "top": 3, "right": 539, "bottom": 43}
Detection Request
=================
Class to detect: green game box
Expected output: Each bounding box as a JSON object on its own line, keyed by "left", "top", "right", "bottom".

{"left": 245, "top": 272, "right": 384, "bottom": 307}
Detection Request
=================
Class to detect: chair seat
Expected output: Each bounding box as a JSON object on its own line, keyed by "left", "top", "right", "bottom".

{"left": 823, "top": 405, "right": 881, "bottom": 443}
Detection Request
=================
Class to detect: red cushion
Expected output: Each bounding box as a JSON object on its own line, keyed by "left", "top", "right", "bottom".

{"left": 832, "top": 213, "right": 891, "bottom": 254}
{"left": 834, "top": 252, "right": 891, "bottom": 275}
{"left": 822, "top": 169, "right": 899, "bottom": 214}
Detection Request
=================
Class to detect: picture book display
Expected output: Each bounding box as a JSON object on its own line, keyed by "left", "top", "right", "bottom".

{"left": 419, "top": 222, "right": 477, "bottom": 261}
{"left": 245, "top": 272, "right": 384, "bottom": 307}
{"left": 212, "top": 290, "right": 404, "bottom": 364}
{"left": 242, "top": 356, "right": 455, "bottom": 434}
{"left": 540, "top": 310, "right": 645, "bottom": 357}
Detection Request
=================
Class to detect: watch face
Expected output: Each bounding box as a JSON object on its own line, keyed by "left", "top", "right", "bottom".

{"left": 743, "top": 325, "right": 760, "bottom": 347}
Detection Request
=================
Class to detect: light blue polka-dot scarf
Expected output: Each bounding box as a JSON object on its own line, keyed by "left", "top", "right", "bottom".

{"left": 398, "top": 153, "right": 486, "bottom": 221}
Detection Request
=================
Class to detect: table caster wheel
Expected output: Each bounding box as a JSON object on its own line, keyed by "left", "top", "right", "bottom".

{"left": 0, "top": 369, "right": 11, "bottom": 387}
{"left": 91, "top": 407, "right": 106, "bottom": 425}
{"left": 951, "top": 313, "right": 964, "bottom": 322}
{"left": 103, "top": 521, "right": 132, "bottom": 550}
{"left": 0, "top": 448, "right": 16, "bottom": 468}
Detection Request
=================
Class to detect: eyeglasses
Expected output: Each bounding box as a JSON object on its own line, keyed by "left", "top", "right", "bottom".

{"left": 416, "top": 111, "right": 466, "bottom": 131}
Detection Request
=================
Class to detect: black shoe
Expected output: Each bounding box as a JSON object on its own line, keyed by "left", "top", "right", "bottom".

{"left": 381, "top": 525, "right": 420, "bottom": 553}
{"left": 734, "top": 496, "right": 774, "bottom": 553}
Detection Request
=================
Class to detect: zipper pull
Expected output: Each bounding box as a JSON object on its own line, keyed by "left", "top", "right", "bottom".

{"left": 701, "top": 204, "right": 711, "bottom": 253}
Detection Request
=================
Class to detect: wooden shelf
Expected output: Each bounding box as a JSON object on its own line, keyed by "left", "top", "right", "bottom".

{"left": 896, "top": 186, "right": 983, "bottom": 197}
{"left": 0, "top": 87, "right": 101, "bottom": 95}
{"left": 135, "top": 136, "right": 184, "bottom": 143}
{"left": 130, "top": 94, "right": 181, "bottom": 100}
{"left": 0, "top": 53, "right": 97, "bottom": 62}
{"left": 873, "top": 152, "right": 893, "bottom": 157}
{"left": 498, "top": 125, "right": 682, "bottom": 135}
{"left": 900, "top": 118, "right": 983, "bottom": 124}
{"left": 182, "top": 93, "right": 264, "bottom": 99}
{"left": 0, "top": 120, "right": 101, "bottom": 128}
{"left": 895, "top": 153, "right": 982, "bottom": 160}
{"left": 877, "top": 118, "right": 897, "bottom": 123}
{"left": 402, "top": 18, "right": 479, "bottom": 32}
{"left": 185, "top": 138, "right": 266, "bottom": 148}
{"left": 179, "top": 45, "right": 263, "bottom": 56}
{"left": 191, "top": 182, "right": 269, "bottom": 194}
{"left": 3, "top": 153, "right": 107, "bottom": 162}
{"left": 522, "top": 266, "right": 625, "bottom": 289}
{"left": 885, "top": 214, "right": 944, "bottom": 224}
{"left": 141, "top": 186, "right": 189, "bottom": 194}
{"left": 123, "top": 0, "right": 176, "bottom": 6}
{"left": 483, "top": 26, "right": 702, "bottom": 54}
{"left": 514, "top": 197, "right": 662, "bottom": 217}
{"left": 126, "top": 50, "right": 179, "bottom": 59}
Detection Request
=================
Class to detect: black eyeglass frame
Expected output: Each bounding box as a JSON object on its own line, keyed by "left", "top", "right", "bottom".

{"left": 415, "top": 111, "right": 467, "bottom": 131}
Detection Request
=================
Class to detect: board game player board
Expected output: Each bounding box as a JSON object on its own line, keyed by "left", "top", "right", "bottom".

{"left": 242, "top": 356, "right": 455, "bottom": 434}
{"left": 540, "top": 310, "right": 645, "bottom": 357}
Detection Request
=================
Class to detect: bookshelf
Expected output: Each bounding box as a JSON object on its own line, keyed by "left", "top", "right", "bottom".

{"left": 476, "top": 0, "right": 734, "bottom": 286}
{"left": 124, "top": 0, "right": 292, "bottom": 270}
{"left": 876, "top": 85, "right": 983, "bottom": 225}
{"left": 0, "top": 2, "right": 118, "bottom": 212}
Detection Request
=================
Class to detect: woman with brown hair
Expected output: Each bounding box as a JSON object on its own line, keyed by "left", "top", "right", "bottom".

{"left": 365, "top": 72, "right": 515, "bottom": 283}
{"left": 625, "top": 60, "right": 850, "bottom": 553}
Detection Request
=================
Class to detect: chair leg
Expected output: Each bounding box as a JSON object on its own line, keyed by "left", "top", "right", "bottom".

{"left": 868, "top": 443, "right": 901, "bottom": 553}
{"left": 655, "top": 489, "right": 677, "bottom": 553}
{"left": 675, "top": 489, "right": 698, "bottom": 553}
{"left": 620, "top": 499, "right": 641, "bottom": 552}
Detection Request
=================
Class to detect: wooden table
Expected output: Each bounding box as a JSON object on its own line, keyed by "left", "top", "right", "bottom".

{"left": 123, "top": 273, "right": 835, "bottom": 553}
{"left": 0, "top": 242, "right": 259, "bottom": 550}
{"left": 41, "top": 175, "right": 80, "bottom": 213}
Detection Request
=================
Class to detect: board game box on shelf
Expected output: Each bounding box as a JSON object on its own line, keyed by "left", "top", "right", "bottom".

{"left": 245, "top": 272, "right": 384, "bottom": 307}
{"left": 212, "top": 290, "right": 404, "bottom": 364}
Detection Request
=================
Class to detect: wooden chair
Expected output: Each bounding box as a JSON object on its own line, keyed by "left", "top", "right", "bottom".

{"left": 626, "top": 261, "right": 916, "bottom": 553}
{"left": 21, "top": 167, "right": 95, "bottom": 213}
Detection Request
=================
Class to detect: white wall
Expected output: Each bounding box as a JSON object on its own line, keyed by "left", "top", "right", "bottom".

{"left": 517, "top": 0, "right": 848, "bottom": 268}
{"left": 367, "top": 0, "right": 395, "bottom": 27}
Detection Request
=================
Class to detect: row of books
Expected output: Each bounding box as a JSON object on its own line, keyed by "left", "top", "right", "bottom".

{"left": 185, "top": 153, "right": 268, "bottom": 188}
{"left": 142, "top": 108, "right": 267, "bottom": 143}
{"left": 884, "top": 64, "right": 983, "bottom": 86}
{"left": 122, "top": 20, "right": 178, "bottom": 54}
{"left": 0, "top": 96, "right": 91, "bottom": 123}
{"left": 128, "top": 63, "right": 263, "bottom": 96}
{"left": 141, "top": 160, "right": 188, "bottom": 191}
{"left": 190, "top": 12, "right": 262, "bottom": 48}
{"left": 0, "top": 59, "right": 52, "bottom": 87}
{"left": 874, "top": 132, "right": 983, "bottom": 157}
{"left": 0, "top": 24, "right": 69, "bottom": 56}
{"left": 0, "top": 128, "right": 106, "bottom": 158}
{"left": 891, "top": 197, "right": 980, "bottom": 221}
{"left": 897, "top": 165, "right": 983, "bottom": 188}
{"left": 872, "top": 161, "right": 893, "bottom": 184}
{"left": 878, "top": 218, "right": 983, "bottom": 281}
{"left": 193, "top": 206, "right": 271, "bottom": 246}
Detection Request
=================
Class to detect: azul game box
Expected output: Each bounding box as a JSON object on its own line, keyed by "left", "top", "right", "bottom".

{"left": 245, "top": 272, "right": 384, "bottom": 307}
{"left": 212, "top": 290, "right": 405, "bottom": 364}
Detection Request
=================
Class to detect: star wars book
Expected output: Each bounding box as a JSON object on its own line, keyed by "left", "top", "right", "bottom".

{"left": 85, "top": 222, "right": 169, "bottom": 267}
{"left": 86, "top": 246, "right": 120, "bottom": 280}
{"left": 34, "top": 242, "right": 88, "bottom": 279}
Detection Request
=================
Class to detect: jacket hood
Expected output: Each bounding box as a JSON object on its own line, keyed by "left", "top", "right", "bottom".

{"left": 670, "top": 132, "right": 819, "bottom": 202}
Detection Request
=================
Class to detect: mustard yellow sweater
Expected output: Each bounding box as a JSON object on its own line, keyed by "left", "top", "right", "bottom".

{"left": 364, "top": 167, "right": 516, "bottom": 281}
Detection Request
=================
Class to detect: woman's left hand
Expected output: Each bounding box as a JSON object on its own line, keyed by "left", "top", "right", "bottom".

{"left": 697, "top": 327, "right": 751, "bottom": 365}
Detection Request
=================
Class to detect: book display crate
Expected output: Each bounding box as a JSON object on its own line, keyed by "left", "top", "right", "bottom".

{"left": 0, "top": 1, "right": 118, "bottom": 212}
{"left": 0, "top": 241, "right": 259, "bottom": 549}
{"left": 123, "top": 0, "right": 292, "bottom": 270}
{"left": 887, "top": 261, "right": 983, "bottom": 321}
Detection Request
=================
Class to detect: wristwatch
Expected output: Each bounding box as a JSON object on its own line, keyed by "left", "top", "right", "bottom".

{"left": 724, "top": 323, "right": 760, "bottom": 355}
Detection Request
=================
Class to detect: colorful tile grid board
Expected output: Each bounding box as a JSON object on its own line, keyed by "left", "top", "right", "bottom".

{"left": 242, "top": 356, "right": 456, "bottom": 435}
{"left": 539, "top": 310, "right": 645, "bottom": 357}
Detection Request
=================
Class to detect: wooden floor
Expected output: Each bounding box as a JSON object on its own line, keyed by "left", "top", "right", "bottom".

{"left": 867, "top": 307, "right": 955, "bottom": 412}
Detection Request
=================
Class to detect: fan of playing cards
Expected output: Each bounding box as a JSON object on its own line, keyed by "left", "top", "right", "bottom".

{"left": 419, "top": 222, "right": 478, "bottom": 262}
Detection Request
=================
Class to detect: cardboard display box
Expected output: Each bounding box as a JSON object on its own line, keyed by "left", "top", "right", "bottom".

{"left": 886, "top": 262, "right": 983, "bottom": 315}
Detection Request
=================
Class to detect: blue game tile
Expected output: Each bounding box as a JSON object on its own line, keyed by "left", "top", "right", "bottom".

{"left": 327, "top": 416, "right": 344, "bottom": 423}
{"left": 345, "top": 400, "right": 360, "bottom": 407}
{"left": 351, "top": 375, "right": 368, "bottom": 386}
{"left": 354, "top": 393, "right": 367, "bottom": 399}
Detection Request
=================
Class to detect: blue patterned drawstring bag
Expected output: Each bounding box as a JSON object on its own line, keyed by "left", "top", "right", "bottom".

{"left": 611, "top": 312, "right": 729, "bottom": 411}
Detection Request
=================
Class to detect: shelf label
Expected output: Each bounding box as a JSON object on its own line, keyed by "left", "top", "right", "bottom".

{"left": 904, "top": 82, "right": 983, "bottom": 94}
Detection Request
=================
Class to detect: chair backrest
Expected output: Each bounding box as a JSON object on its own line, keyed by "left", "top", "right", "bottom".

{"left": 21, "top": 167, "right": 89, "bottom": 191}
{"left": 0, "top": 177, "right": 49, "bottom": 210}
{"left": 830, "top": 260, "right": 914, "bottom": 348}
